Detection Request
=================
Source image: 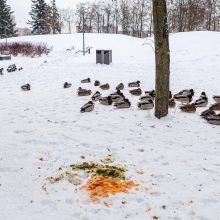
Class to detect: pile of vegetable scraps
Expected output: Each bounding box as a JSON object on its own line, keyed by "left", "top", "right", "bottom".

{"left": 48, "top": 162, "right": 139, "bottom": 203}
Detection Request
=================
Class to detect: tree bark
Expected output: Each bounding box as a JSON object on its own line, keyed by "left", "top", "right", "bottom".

{"left": 153, "top": 0, "right": 170, "bottom": 119}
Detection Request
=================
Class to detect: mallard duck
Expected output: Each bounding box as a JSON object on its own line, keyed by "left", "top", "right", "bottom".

{"left": 77, "top": 87, "right": 92, "bottom": 96}
{"left": 213, "top": 95, "right": 220, "bottom": 103}
{"left": 7, "top": 64, "right": 17, "bottom": 73}
{"left": 200, "top": 109, "right": 216, "bottom": 118}
{"left": 138, "top": 99, "right": 154, "bottom": 110}
{"left": 128, "top": 81, "right": 140, "bottom": 87}
{"left": 205, "top": 114, "right": 220, "bottom": 125}
{"left": 21, "top": 84, "right": 31, "bottom": 91}
{"left": 0, "top": 68, "right": 3, "bottom": 75}
{"left": 174, "top": 89, "right": 194, "bottom": 97}
{"left": 116, "top": 83, "right": 124, "bottom": 90}
{"left": 92, "top": 91, "right": 101, "bottom": 101}
{"left": 81, "top": 78, "right": 91, "bottom": 83}
{"left": 139, "top": 95, "right": 154, "bottom": 102}
{"left": 100, "top": 83, "right": 110, "bottom": 90}
{"left": 179, "top": 103, "right": 196, "bottom": 113}
{"left": 209, "top": 103, "right": 220, "bottom": 111}
{"left": 130, "top": 88, "right": 142, "bottom": 96}
{"left": 94, "top": 80, "right": 100, "bottom": 86}
{"left": 63, "top": 82, "right": 72, "bottom": 88}
{"left": 169, "top": 98, "right": 176, "bottom": 108}
{"left": 99, "top": 96, "right": 112, "bottom": 105}
{"left": 145, "top": 89, "right": 155, "bottom": 97}
{"left": 174, "top": 94, "right": 192, "bottom": 104}
{"left": 114, "top": 98, "right": 131, "bottom": 108}
{"left": 112, "top": 94, "right": 125, "bottom": 102}
{"left": 80, "top": 101, "right": 94, "bottom": 113}
{"left": 195, "top": 96, "right": 208, "bottom": 107}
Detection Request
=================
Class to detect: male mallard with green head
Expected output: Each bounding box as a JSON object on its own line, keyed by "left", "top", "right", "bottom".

{"left": 80, "top": 101, "right": 94, "bottom": 113}
{"left": 128, "top": 81, "right": 140, "bottom": 87}
{"left": 137, "top": 99, "right": 154, "bottom": 110}
{"left": 92, "top": 91, "right": 101, "bottom": 101}
{"left": 114, "top": 98, "right": 131, "bottom": 109}
{"left": 195, "top": 96, "right": 208, "bottom": 107}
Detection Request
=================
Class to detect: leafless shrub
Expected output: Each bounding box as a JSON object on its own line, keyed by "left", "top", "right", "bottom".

{"left": 0, "top": 42, "right": 52, "bottom": 57}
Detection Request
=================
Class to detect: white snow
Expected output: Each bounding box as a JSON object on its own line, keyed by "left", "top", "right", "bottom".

{"left": 0, "top": 32, "right": 220, "bottom": 220}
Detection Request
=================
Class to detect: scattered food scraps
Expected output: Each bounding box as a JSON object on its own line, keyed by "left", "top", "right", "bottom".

{"left": 47, "top": 161, "right": 140, "bottom": 204}
{"left": 81, "top": 177, "right": 139, "bottom": 202}
{"left": 70, "top": 162, "right": 126, "bottom": 179}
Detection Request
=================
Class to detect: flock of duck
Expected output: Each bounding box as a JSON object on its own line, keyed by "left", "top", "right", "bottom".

{"left": 13, "top": 76, "right": 220, "bottom": 126}
{"left": 0, "top": 64, "right": 23, "bottom": 75}
{"left": 2, "top": 63, "right": 219, "bottom": 125}
{"left": 61, "top": 78, "right": 220, "bottom": 125}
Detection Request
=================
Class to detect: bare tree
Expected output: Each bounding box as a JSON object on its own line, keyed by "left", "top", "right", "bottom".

{"left": 92, "top": 2, "right": 102, "bottom": 33}
{"left": 103, "top": 1, "right": 114, "bottom": 33}
{"left": 153, "top": 0, "right": 170, "bottom": 119}
{"left": 112, "top": 0, "right": 119, "bottom": 33}
{"left": 72, "top": 0, "right": 220, "bottom": 36}
{"left": 87, "top": 3, "right": 96, "bottom": 32}
{"left": 205, "top": 0, "right": 220, "bottom": 31}
{"left": 59, "top": 8, "right": 75, "bottom": 33}
{"left": 120, "top": 0, "right": 131, "bottom": 35}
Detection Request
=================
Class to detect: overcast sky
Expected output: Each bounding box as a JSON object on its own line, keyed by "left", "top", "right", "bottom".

{"left": 7, "top": 0, "right": 89, "bottom": 28}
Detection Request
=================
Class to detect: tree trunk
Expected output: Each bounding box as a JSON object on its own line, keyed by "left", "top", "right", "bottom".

{"left": 153, "top": 0, "right": 170, "bottom": 119}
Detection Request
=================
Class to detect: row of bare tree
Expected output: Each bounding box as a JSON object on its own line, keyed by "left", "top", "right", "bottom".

{"left": 168, "top": 0, "right": 220, "bottom": 32}
{"left": 59, "top": 0, "right": 220, "bottom": 37}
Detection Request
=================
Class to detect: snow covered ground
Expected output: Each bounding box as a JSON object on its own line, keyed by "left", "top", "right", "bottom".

{"left": 0, "top": 32, "right": 220, "bottom": 220}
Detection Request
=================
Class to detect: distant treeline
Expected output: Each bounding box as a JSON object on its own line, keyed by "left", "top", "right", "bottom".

{"left": 59, "top": 0, "right": 220, "bottom": 37}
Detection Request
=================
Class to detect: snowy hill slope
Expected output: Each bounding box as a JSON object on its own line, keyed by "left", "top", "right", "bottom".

{"left": 0, "top": 32, "right": 220, "bottom": 220}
